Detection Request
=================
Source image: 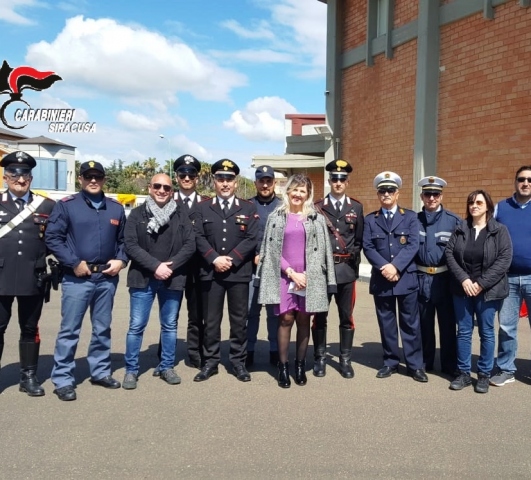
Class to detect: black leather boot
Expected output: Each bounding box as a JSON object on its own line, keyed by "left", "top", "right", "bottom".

{"left": 19, "top": 341, "right": 45, "bottom": 397}
{"left": 295, "top": 359, "right": 307, "bottom": 386}
{"left": 277, "top": 362, "right": 291, "bottom": 388}
{"left": 312, "top": 328, "right": 327, "bottom": 377}
{"left": 339, "top": 329, "right": 355, "bottom": 379}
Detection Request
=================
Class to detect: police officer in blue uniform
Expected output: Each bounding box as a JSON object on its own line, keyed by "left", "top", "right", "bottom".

{"left": 192, "top": 159, "right": 258, "bottom": 382}
{"left": 0, "top": 151, "right": 56, "bottom": 396}
{"left": 313, "top": 159, "right": 364, "bottom": 378}
{"left": 363, "top": 171, "right": 427, "bottom": 382}
{"left": 45, "top": 161, "right": 128, "bottom": 401}
{"left": 246, "top": 165, "right": 281, "bottom": 368}
{"left": 416, "top": 176, "right": 460, "bottom": 375}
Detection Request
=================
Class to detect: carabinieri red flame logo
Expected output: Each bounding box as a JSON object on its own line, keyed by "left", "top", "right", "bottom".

{"left": 0, "top": 60, "right": 62, "bottom": 129}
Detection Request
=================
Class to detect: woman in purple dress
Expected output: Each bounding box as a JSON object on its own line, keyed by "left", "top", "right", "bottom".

{"left": 257, "top": 175, "right": 336, "bottom": 388}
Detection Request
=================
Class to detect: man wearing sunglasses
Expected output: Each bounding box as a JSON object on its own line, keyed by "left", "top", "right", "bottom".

{"left": 363, "top": 171, "right": 427, "bottom": 383}
{"left": 416, "top": 176, "right": 460, "bottom": 376}
{"left": 122, "top": 174, "right": 195, "bottom": 389}
{"left": 192, "top": 159, "right": 258, "bottom": 382}
{"left": 491, "top": 166, "right": 531, "bottom": 387}
{"left": 313, "top": 159, "right": 364, "bottom": 379}
{"left": 45, "top": 161, "right": 128, "bottom": 401}
{"left": 0, "top": 151, "right": 56, "bottom": 396}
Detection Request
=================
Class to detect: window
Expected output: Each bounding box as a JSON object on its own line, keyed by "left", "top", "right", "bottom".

{"left": 377, "top": 0, "right": 390, "bottom": 37}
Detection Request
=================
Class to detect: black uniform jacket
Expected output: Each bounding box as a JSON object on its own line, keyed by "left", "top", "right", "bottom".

{"left": 0, "top": 191, "right": 56, "bottom": 295}
{"left": 192, "top": 197, "right": 258, "bottom": 282}
{"left": 315, "top": 195, "right": 364, "bottom": 284}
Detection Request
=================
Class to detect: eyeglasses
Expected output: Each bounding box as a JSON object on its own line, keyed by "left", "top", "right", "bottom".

{"left": 5, "top": 171, "right": 31, "bottom": 180}
{"left": 422, "top": 192, "right": 441, "bottom": 199}
{"left": 151, "top": 183, "right": 172, "bottom": 192}
{"left": 178, "top": 173, "right": 197, "bottom": 180}
{"left": 214, "top": 174, "right": 236, "bottom": 182}
{"left": 377, "top": 187, "right": 397, "bottom": 195}
{"left": 330, "top": 177, "right": 347, "bottom": 183}
{"left": 82, "top": 173, "right": 105, "bottom": 181}
{"left": 516, "top": 176, "right": 531, "bottom": 183}
{"left": 467, "top": 200, "right": 485, "bottom": 206}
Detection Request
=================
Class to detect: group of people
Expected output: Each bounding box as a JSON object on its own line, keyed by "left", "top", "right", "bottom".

{"left": 0, "top": 149, "right": 529, "bottom": 400}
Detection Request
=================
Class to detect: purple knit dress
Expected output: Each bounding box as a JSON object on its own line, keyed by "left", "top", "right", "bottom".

{"left": 275, "top": 213, "right": 309, "bottom": 315}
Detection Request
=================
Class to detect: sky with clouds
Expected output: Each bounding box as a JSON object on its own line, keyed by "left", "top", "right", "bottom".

{"left": 0, "top": 0, "right": 327, "bottom": 178}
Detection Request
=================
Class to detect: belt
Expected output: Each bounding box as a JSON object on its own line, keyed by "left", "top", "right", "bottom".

{"left": 333, "top": 254, "right": 351, "bottom": 264}
{"left": 87, "top": 263, "right": 110, "bottom": 273}
{"left": 417, "top": 264, "right": 448, "bottom": 274}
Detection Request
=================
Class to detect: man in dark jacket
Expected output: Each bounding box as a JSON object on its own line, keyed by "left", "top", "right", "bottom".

{"left": 314, "top": 159, "right": 364, "bottom": 379}
{"left": 0, "top": 151, "right": 56, "bottom": 396}
{"left": 363, "top": 171, "right": 427, "bottom": 383}
{"left": 122, "top": 174, "right": 195, "bottom": 389}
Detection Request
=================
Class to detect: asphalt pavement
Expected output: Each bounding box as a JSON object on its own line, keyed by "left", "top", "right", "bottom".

{"left": 1, "top": 275, "right": 531, "bottom": 479}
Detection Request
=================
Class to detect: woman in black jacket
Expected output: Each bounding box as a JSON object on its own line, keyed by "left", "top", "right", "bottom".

{"left": 445, "top": 190, "right": 512, "bottom": 394}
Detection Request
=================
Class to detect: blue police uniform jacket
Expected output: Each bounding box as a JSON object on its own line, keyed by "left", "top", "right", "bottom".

{"left": 363, "top": 206, "right": 419, "bottom": 296}
{"left": 45, "top": 192, "right": 128, "bottom": 269}
{"left": 416, "top": 207, "right": 461, "bottom": 302}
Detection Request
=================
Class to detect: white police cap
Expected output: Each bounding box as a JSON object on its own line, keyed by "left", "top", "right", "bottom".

{"left": 418, "top": 176, "right": 447, "bottom": 192}
{"left": 373, "top": 171, "right": 402, "bottom": 189}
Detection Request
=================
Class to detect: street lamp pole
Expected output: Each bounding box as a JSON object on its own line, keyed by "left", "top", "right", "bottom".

{"left": 159, "top": 134, "right": 173, "bottom": 177}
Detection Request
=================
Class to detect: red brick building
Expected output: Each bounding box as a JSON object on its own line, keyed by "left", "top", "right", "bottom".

{"left": 321, "top": 0, "right": 531, "bottom": 214}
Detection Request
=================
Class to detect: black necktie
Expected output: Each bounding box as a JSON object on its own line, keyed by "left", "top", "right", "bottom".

{"left": 183, "top": 197, "right": 190, "bottom": 209}
{"left": 386, "top": 210, "right": 393, "bottom": 227}
{"left": 335, "top": 201, "right": 342, "bottom": 215}
{"left": 15, "top": 198, "right": 25, "bottom": 211}
{"left": 222, "top": 200, "right": 229, "bottom": 216}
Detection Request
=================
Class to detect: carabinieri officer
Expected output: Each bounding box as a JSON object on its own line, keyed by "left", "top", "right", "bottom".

{"left": 0, "top": 151, "right": 56, "bottom": 396}
{"left": 363, "top": 171, "right": 427, "bottom": 383}
{"left": 192, "top": 159, "right": 258, "bottom": 383}
{"left": 313, "top": 159, "right": 364, "bottom": 379}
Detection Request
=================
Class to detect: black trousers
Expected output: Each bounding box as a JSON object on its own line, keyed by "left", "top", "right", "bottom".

{"left": 201, "top": 279, "right": 248, "bottom": 368}
{"left": 313, "top": 281, "right": 356, "bottom": 330}
{"left": 419, "top": 294, "right": 457, "bottom": 373}
{"left": 184, "top": 271, "right": 204, "bottom": 363}
{"left": 374, "top": 291, "right": 423, "bottom": 371}
{"left": 0, "top": 295, "right": 45, "bottom": 343}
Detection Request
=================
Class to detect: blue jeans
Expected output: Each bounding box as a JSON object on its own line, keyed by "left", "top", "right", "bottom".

{"left": 496, "top": 274, "right": 531, "bottom": 373}
{"left": 52, "top": 273, "right": 118, "bottom": 389}
{"left": 246, "top": 276, "right": 278, "bottom": 352}
{"left": 125, "top": 279, "right": 183, "bottom": 374}
{"left": 453, "top": 293, "right": 501, "bottom": 375}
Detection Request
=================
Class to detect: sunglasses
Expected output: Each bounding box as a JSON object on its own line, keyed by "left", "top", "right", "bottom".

{"left": 516, "top": 176, "right": 531, "bottom": 183}
{"left": 377, "top": 187, "right": 397, "bottom": 195}
{"left": 422, "top": 192, "right": 441, "bottom": 198}
{"left": 467, "top": 200, "right": 485, "bottom": 206}
{"left": 178, "top": 173, "right": 197, "bottom": 180}
{"left": 151, "top": 183, "right": 172, "bottom": 192}
{"left": 82, "top": 173, "right": 105, "bottom": 181}
{"left": 5, "top": 170, "right": 31, "bottom": 180}
{"left": 214, "top": 174, "right": 236, "bottom": 182}
{"left": 330, "top": 177, "right": 347, "bottom": 183}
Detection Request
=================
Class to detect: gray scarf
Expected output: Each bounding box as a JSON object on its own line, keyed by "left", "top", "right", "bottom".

{"left": 145, "top": 197, "right": 177, "bottom": 234}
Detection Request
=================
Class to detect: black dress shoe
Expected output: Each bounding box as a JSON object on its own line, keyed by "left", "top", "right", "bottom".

{"left": 193, "top": 365, "right": 219, "bottom": 382}
{"left": 376, "top": 365, "right": 399, "bottom": 378}
{"left": 53, "top": 385, "right": 77, "bottom": 401}
{"left": 409, "top": 369, "right": 428, "bottom": 383}
{"left": 233, "top": 365, "right": 251, "bottom": 382}
{"left": 90, "top": 375, "right": 121, "bottom": 389}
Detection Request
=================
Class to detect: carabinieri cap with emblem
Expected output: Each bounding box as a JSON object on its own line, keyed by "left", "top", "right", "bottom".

{"left": 0, "top": 151, "right": 37, "bottom": 170}
{"left": 173, "top": 154, "right": 201, "bottom": 173}
{"left": 326, "top": 159, "right": 352, "bottom": 176}
{"left": 211, "top": 158, "right": 240, "bottom": 175}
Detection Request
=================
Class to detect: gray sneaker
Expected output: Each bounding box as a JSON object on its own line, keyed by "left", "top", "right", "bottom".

{"left": 160, "top": 369, "right": 181, "bottom": 385}
{"left": 450, "top": 372, "right": 472, "bottom": 390}
{"left": 122, "top": 373, "right": 138, "bottom": 390}
{"left": 490, "top": 371, "right": 515, "bottom": 386}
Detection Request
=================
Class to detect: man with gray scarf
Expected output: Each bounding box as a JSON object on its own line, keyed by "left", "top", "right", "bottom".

{"left": 122, "top": 174, "right": 196, "bottom": 389}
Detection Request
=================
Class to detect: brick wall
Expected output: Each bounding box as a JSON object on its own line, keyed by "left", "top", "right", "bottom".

{"left": 394, "top": 0, "right": 418, "bottom": 28}
{"left": 340, "top": 0, "right": 531, "bottom": 215}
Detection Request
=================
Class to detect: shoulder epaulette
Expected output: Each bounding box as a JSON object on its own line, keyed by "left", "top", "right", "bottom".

{"left": 371, "top": 210, "right": 380, "bottom": 217}
{"left": 61, "top": 195, "right": 75, "bottom": 202}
